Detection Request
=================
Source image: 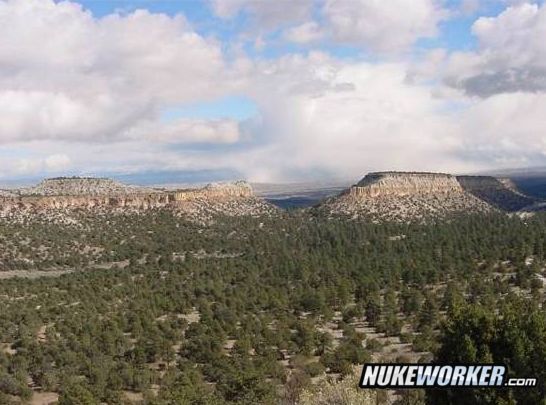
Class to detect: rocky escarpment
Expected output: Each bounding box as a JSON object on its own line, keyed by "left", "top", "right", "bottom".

{"left": 174, "top": 181, "right": 253, "bottom": 200}
{"left": 19, "top": 177, "right": 153, "bottom": 196}
{"left": 321, "top": 172, "right": 492, "bottom": 222}
{"left": 0, "top": 178, "right": 275, "bottom": 221}
{"left": 457, "top": 176, "right": 537, "bottom": 212}
{"left": 350, "top": 172, "right": 463, "bottom": 197}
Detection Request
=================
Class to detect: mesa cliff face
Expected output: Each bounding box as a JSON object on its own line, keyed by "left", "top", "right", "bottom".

{"left": 322, "top": 172, "right": 493, "bottom": 221}
{"left": 1, "top": 173, "right": 540, "bottom": 223}
{"left": 174, "top": 181, "right": 253, "bottom": 201}
{"left": 0, "top": 178, "right": 273, "bottom": 220}
{"left": 350, "top": 172, "right": 463, "bottom": 197}
{"left": 456, "top": 176, "right": 537, "bottom": 211}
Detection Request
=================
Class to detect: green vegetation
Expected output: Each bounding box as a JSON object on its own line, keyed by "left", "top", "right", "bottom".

{"left": 0, "top": 210, "right": 545, "bottom": 403}
{"left": 431, "top": 299, "right": 546, "bottom": 404}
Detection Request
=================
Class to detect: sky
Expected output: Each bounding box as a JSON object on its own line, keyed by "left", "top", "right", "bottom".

{"left": 1, "top": 0, "right": 546, "bottom": 184}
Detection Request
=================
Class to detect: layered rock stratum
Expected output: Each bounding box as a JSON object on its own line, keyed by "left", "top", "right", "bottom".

{"left": 0, "top": 173, "right": 541, "bottom": 223}
{"left": 320, "top": 171, "right": 539, "bottom": 222}
{"left": 0, "top": 178, "right": 274, "bottom": 221}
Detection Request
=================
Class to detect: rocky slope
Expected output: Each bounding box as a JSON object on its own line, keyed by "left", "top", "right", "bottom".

{"left": 320, "top": 172, "right": 494, "bottom": 222}
{"left": 0, "top": 178, "right": 275, "bottom": 220}
{"left": 0, "top": 190, "right": 17, "bottom": 197}
{"left": 457, "top": 176, "right": 537, "bottom": 211}
{"left": 18, "top": 177, "right": 151, "bottom": 196}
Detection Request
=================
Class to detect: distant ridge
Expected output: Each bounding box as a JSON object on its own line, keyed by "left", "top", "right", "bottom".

{"left": 457, "top": 176, "right": 537, "bottom": 211}
{"left": 0, "top": 172, "right": 542, "bottom": 222}
{"left": 0, "top": 177, "right": 276, "bottom": 221}
{"left": 19, "top": 177, "right": 151, "bottom": 196}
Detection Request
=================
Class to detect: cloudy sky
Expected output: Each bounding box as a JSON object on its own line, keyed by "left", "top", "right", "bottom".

{"left": 1, "top": 0, "right": 545, "bottom": 183}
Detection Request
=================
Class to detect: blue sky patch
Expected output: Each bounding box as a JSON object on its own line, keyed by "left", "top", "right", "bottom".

{"left": 160, "top": 96, "right": 258, "bottom": 122}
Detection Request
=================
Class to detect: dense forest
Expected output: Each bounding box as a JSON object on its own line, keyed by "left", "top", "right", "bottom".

{"left": 0, "top": 210, "right": 545, "bottom": 404}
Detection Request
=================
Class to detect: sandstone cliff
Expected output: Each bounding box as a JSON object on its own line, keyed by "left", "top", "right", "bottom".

{"left": 174, "top": 181, "right": 253, "bottom": 201}
{"left": 351, "top": 172, "right": 463, "bottom": 197}
{"left": 322, "top": 172, "right": 493, "bottom": 222}
{"left": 0, "top": 178, "right": 274, "bottom": 220}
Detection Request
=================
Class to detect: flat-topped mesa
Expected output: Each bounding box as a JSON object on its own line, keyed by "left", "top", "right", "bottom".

{"left": 174, "top": 181, "right": 254, "bottom": 201}
{"left": 204, "top": 180, "right": 253, "bottom": 197}
{"left": 0, "top": 179, "right": 267, "bottom": 217}
{"left": 20, "top": 177, "right": 150, "bottom": 196}
{"left": 457, "top": 175, "right": 525, "bottom": 194}
{"left": 3, "top": 193, "right": 174, "bottom": 210}
{"left": 323, "top": 171, "right": 492, "bottom": 222}
{"left": 348, "top": 172, "right": 464, "bottom": 198}
{"left": 456, "top": 175, "right": 536, "bottom": 211}
{"left": 168, "top": 181, "right": 275, "bottom": 220}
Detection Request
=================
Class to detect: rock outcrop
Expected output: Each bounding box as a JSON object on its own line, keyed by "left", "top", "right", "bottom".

{"left": 173, "top": 181, "right": 253, "bottom": 201}
{"left": 350, "top": 172, "right": 463, "bottom": 197}
{"left": 19, "top": 177, "right": 150, "bottom": 196}
{"left": 0, "top": 178, "right": 275, "bottom": 220}
{"left": 321, "top": 172, "right": 493, "bottom": 222}
{"left": 456, "top": 176, "right": 537, "bottom": 212}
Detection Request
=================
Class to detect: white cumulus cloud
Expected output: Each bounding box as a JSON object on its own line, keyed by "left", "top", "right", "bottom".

{"left": 0, "top": 0, "right": 235, "bottom": 143}
{"left": 0, "top": 0, "right": 544, "bottom": 182}
{"left": 323, "top": 0, "right": 447, "bottom": 53}
{"left": 211, "top": 0, "right": 314, "bottom": 31}
{"left": 445, "top": 2, "right": 546, "bottom": 96}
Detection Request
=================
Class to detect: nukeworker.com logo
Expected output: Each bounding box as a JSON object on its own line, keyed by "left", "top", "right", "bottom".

{"left": 359, "top": 363, "right": 537, "bottom": 389}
